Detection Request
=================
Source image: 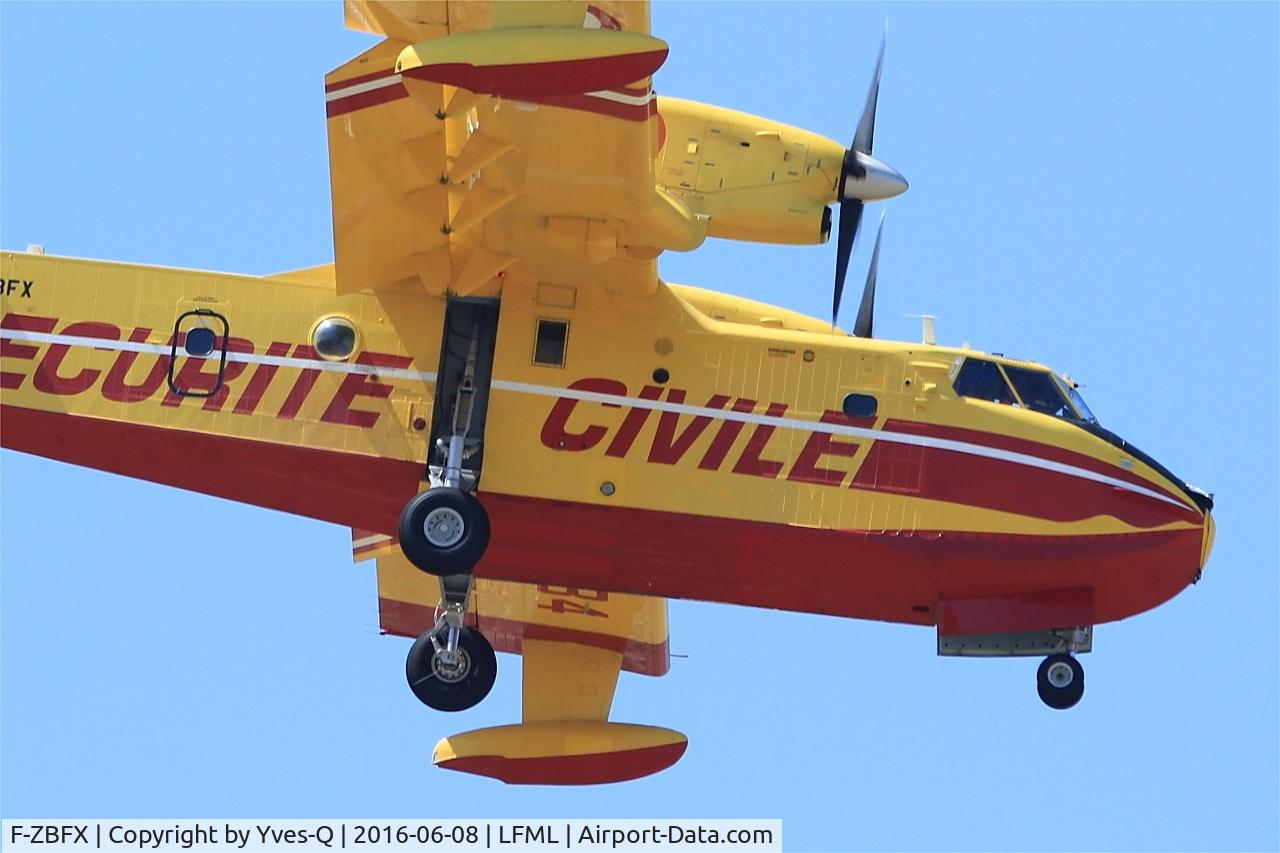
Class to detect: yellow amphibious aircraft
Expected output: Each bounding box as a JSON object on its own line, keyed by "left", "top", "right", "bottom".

{"left": 0, "top": 1, "right": 1215, "bottom": 785}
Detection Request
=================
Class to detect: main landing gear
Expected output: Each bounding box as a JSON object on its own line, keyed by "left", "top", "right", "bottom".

{"left": 1036, "top": 628, "right": 1087, "bottom": 710}
{"left": 399, "top": 301, "right": 500, "bottom": 713}
{"left": 398, "top": 487, "right": 490, "bottom": 576}
{"left": 405, "top": 621, "right": 497, "bottom": 712}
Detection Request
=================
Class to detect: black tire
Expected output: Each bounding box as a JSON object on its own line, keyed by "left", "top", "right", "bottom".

{"left": 397, "top": 487, "right": 490, "bottom": 576}
{"left": 405, "top": 626, "right": 497, "bottom": 712}
{"left": 1037, "top": 653, "right": 1085, "bottom": 710}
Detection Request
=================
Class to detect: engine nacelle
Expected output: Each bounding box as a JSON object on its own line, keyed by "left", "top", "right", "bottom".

{"left": 655, "top": 96, "right": 844, "bottom": 246}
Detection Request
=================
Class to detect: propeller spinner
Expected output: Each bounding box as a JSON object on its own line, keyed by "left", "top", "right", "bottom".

{"left": 832, "top": 34, "right": 907, "bottom": 332}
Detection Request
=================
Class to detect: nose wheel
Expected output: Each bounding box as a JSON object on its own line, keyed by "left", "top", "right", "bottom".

{"left": 1036, "top": 652, "right": 1085, "bottom": 710}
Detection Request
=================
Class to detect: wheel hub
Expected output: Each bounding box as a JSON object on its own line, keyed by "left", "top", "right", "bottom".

{"left": 423, "top": 507, "right": 465, "bottom": 548}
{"left": 432, "top": 647, "right": 471, "bottom": 683}
{"left": 1046, "top": 660, "right": 1075, "bottom": 689}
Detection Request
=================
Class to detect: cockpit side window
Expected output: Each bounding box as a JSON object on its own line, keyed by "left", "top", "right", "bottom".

{"left": 952, "top": 358, "right": 1016, "bottom": 405}
{"left": 1003, "top": 365, "right": 1075, "bottom": 418}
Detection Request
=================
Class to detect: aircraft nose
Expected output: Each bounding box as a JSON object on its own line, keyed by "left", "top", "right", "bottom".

{"left": 1200, "top": 511, "right": 1216, "bottom": 571}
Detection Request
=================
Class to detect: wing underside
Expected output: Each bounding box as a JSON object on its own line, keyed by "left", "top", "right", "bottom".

{"left": 326, "top": 0, "right": 710, "bottom": 300}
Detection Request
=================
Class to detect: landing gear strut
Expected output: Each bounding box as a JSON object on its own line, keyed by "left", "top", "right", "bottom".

{"left": 400, "top": 300, "right": 500, "bottom": 712}
{"left": 399, "top": 300, "right": 491, "bottom": 576}
{"left": 1037, "top": 628, "right": 1087, "bottom": 710}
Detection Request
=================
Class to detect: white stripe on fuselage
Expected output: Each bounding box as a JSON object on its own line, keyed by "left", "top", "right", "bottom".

{"left": 489, "top": 378, "right": 1191, "bottom": 510}
{"left": 0, "top": 328, "right": 437, "bottom": 383}
{"left": 0, "top": 328, "right": 1191, "bottom": 512}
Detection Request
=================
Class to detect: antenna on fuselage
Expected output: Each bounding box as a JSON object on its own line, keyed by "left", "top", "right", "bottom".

{"left": 904, "top": 313, "right": 937, "bottom": 345}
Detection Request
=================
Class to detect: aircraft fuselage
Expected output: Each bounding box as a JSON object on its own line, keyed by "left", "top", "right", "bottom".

{"left": 0, "top": 250, "right": 1213, "bottom": 636}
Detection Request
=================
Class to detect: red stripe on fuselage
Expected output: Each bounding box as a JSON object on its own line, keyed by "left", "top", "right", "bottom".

{"left": 851, "top": 437, "right": 1198, "bottom": 529}
{"left": 881, "top": 419, "right": 1190, "bottom": 506}
{"left": 2, "top": 406, "right": 1203, "bottom": 629}
{"left": 473, "top": 492, "right": 1202, "bottom": 628}
{"left": 1, "top": 320, "right": 1190, "bottom": 529}
{"left": 0, "top": 404, "right": 421, "bottom": 535}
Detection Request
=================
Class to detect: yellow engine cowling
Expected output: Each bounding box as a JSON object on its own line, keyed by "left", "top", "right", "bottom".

{"left": 655, "top": 96, "right": 844, "bottom": 245}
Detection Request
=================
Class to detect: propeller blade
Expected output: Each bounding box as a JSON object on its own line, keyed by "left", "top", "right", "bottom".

{"left": 851, "top": 30, "right": 886, "bottom": 155}
{"left": 853, "top": 213, "right": 885, "bottom": 338}
{"left": 832, "top": 198, "right": 863, "bottom": 328}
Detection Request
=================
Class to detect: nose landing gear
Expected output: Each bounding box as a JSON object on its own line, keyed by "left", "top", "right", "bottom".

{"left": 1036, "top": 627, "right": 1088, "bottom": 710}
{"left": 1036, "top": 653, "right": 1084, "bottom": 710}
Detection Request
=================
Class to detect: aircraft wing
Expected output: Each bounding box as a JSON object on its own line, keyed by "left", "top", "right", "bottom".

{"left": 361, "top": 530, "right": 686, "bottom": 785}
{"left": 326, "top": 0, "right": 705, "bottom": 298}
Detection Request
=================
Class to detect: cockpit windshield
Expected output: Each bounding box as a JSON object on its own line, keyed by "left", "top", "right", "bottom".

{"left": 952, "top": 357, "right": 1097, "bottom": 424}
{"left": 1003, "top": 365, "right": 1075, "bottom": 419}
{"left": 1053, "top": 374, "right": 1097, "bottom": 423}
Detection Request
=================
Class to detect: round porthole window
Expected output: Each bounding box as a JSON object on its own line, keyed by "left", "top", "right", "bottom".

{"left": 312, "top": 316, "right": 357, "bottom": 361}
{"left": 184, "top": 326, "right": 216, "bottom": 358}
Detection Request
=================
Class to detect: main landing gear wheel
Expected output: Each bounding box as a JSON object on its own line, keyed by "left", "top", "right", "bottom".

{"left": 1037, "top": 653, "right": 1085, "bottom": 710}
{"left": 397, "top": 487, "right": 490, "bottom": 576}
{"left": 405, "top": 626, "right": 497, "bottom": 712}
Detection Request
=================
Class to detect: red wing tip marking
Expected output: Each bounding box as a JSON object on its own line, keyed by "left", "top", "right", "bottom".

{"left": 399, "top": 49, "right": 667, "bottom": 97}
{"left": 435, "top": 741, "right": 688, "bottom": 785}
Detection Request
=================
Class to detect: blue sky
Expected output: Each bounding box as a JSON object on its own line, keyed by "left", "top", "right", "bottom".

{"left": 2, "top": 3, "right": 1277, "bottom": 851}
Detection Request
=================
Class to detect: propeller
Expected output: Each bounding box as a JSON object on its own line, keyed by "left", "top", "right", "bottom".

{"left": 831, "top": 31, "right": 908, "bottom": 331}
{"left": 852, "top": 214, "right": 884, "bottom": 338}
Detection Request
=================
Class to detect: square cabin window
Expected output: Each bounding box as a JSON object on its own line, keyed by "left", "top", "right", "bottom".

{"left": 533, "top": 318, "right": 568, "bottom": 367}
